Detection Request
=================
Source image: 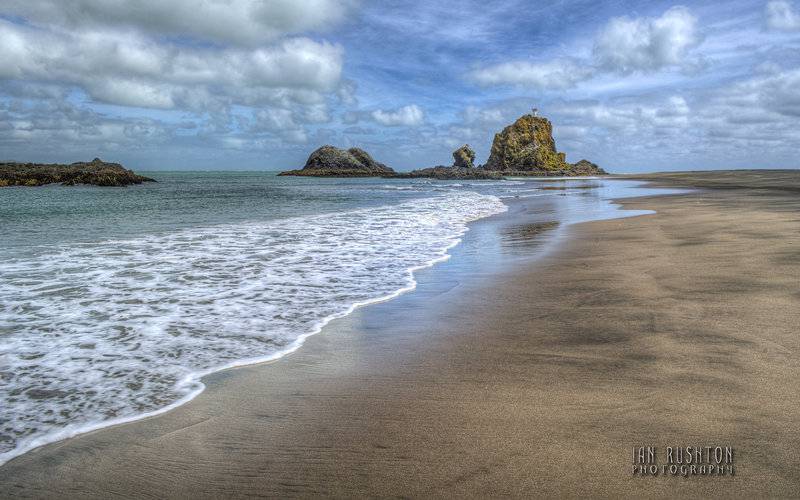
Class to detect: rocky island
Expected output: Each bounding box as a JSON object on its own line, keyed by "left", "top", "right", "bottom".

{"left": 400, "top": 113, "right": 606, "bottom": 179}
{"left": 483, "top": 113, "right": 606, "bottom": 177}
{"left": 278, "top": 145, "right": 396, "bottom": 177}
{"left": 0, "top": 158, "right": 156, "bottom": 187}
{"left": 280, "top": 111, "right": 606, "bottom": 179}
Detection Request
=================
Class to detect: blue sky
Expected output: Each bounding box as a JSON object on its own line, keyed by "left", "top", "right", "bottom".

{"left": 1, "top": 0, "right": 799, "bottom": 172}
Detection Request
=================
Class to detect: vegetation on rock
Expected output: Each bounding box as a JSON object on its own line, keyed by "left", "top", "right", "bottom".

{"left": 484, "top": 115, "right": 569, "bottom": 172}
{"left": 278, "top": 111, "right": 606, "bottom": 179}
{"left": 452, "top": 144, "right": 476, "bottom": 169}
{"left": 570, "top": 159, "right": 607, "bottom": 176}
{"left": 0, "top": 158, "right": 156, "bottom": 187}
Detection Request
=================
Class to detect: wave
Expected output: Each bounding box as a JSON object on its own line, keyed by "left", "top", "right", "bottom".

{"left": 0, "top": 190, "right": 507, "bottom": 465}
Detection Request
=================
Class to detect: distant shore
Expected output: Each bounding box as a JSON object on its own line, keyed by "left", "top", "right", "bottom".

{"left": 1, "top": 170, "right": 798, "bottom": 497}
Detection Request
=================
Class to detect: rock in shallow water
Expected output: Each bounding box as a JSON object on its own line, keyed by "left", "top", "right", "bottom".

{"left": 0, "top": 158, "right": 156, "bottom": 187}
{"left": 484, "top": 114, "right": 568, "bottom": 172}
{"left": 570, "top": 159, "right": 607, "bottom": 176}
{"left": 391, "top": 166, "right": 503, "bottom": 180}
{"left": 278, "top": 145, "right": 395, "bottom": 177}
{"left": 482, "top": 113, "right": 607, "bottom": 176}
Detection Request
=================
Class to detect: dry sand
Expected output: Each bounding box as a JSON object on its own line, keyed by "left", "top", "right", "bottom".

{"left": 2, "top": 170, "right": 799, "bottom": 498}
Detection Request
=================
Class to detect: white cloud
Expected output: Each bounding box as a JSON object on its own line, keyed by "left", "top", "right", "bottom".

{"left": 593, "top": 6, "right": 702, "bottom": 73}
{"left": 371, "top": 104, "right": 425, "bottom": 126}
{"left": 0, "top": 99, "right": 173, "bottom": 153}
{"left": 462, "top": 105, "right": 506, "bottom": 125}
{"left": 254, "top": 108, "right": 297, "bottom": 132}
{"left": 471, "top": 60, "right": 593, "bottom": 89}
{"left": 470, "top": 6, "right": 703, "bottom": 89}
{"left": 766, "top": 1, "right": 800, "bottom": 31}
{"left": 1, "top": 0, "right": 357, "bottom": 45}
{"left": 0, "top": 20, "right": 344, "bottom": 110}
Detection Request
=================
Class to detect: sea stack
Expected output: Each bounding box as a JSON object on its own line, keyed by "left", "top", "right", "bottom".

{"left": 484, "top": 114, "right": 568, "bottom": 172}
{"left": 278, "top": 145, "right": 395, "bottom": 177}
{"left": 452, "top": 144, "right": 476, "bottom": 169}
{"left": 484, "top": 113, "right": 606, "bottom": 176}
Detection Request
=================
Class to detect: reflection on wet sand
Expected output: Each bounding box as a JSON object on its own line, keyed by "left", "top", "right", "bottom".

{"left": 501, "top": 221, "right": 560, "bottom": 248}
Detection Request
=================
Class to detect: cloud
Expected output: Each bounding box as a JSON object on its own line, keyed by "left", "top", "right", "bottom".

{"left": 0, "top": 99, "right": 174, "bottom": 154}
{"left": 371, "top": 104, "right": 425, "bottom": 126}
{"left": 0, "top": 20, "right": 343, "bottom": 110}
{"left": 593, "top": 6, "right": 702, "bottom": 73}
{"left": 471, "top": 60, "right": 593, "bottom": 90}
{"left": 724, "top": 67, "right": 800, "bottom": 118}
{"left": 766, "top": 1, "right": 800, "bottom": 31}
{"left": 1, "top": 0, "right": 357, "bottom": 45}
{"left": 469, "top": 6, "right": 703, "bottom": 89}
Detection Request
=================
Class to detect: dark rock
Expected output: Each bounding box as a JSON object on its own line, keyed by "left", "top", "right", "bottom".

{"left": 279, "top": 145, "right": 395, "bottom": 177}
{"left": 390, "top": 166, "right": 503, "bottom": 180}
{"left": 452, "top": 144, "right": 476, "bottom": 169}
{"left": 0, "top": 158, "right": 156, "bottom": 187}
{"left": 570, "top": 159, "right": 607, "bottom": 175}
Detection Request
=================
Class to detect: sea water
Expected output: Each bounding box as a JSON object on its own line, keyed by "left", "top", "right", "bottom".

{"left": 0, "top": 173, "right": 676, "bottom": 464}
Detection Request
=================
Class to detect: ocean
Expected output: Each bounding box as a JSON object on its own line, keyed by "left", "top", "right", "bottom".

{"left": 0, "top": 173, "right": 677, "bottom": 464}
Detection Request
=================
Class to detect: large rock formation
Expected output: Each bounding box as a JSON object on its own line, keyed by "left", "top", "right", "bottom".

{"left": 278, "top": 112, "right": 605, "bottom": 179}
{"left": 278, "top": 145, "right": 395, "bottom": 177}
{"left": 452, "top": 144, "right": 476, "bottom": 169}
{"left": 0, "top": 158, "right": 156, "bottom": 187}
{"left": 480, "top": 113, "right": 607, "bottom": 176}
{"left": 484, "top": 114, "right": 568, "bottom": 172}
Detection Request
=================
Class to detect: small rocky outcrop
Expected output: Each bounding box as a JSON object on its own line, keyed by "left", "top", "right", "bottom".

{"left": 279, "top": 145, "right": 395, "bottom": 177}
{"left": 570, "top": 159, "right": 607, "bottom": 176}
{"left": 391, "top": 166, "right": 502, "bottom": 180}
{"left": 0, "top": 158, "right": 156, "bottom": 187}
{"left": 391, "top": 144, "right": 500, "bottom": 179}
{"left": 452, "top": 144, "right": 476, "bottom": 169}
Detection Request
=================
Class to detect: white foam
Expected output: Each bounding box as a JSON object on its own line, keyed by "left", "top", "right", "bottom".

{"left": 0, "top": 190, "right": 506, "bottom": 465}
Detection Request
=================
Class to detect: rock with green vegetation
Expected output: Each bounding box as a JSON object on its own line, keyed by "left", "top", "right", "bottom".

{"left": 481, "top": 112, "right": 607, "bottom": 176}
{"left": 278, "top": 145, "right": 395, "bottom": 177}
{"left": 0, "top": 158, "right": 156, "bottom": 187}
{"left": 484, "top": 114, "right": 568, "bottom": 172}
{"left": 452, "top": 144, "right": 476, "bottom": 168}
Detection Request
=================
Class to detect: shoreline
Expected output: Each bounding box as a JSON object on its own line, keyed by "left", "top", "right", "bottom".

{"left": 0, "top": 178, "right": 660, "bottom": 468}
{"left": 2, "top": 171, "right": 799, "bottom": 497}
{"left": 0, "top": 191, "right": 508, "bottom": 467}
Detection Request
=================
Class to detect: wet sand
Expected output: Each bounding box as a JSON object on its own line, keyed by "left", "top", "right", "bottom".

{"left": 2, "top": 170, "right": 799, "bottom": 498}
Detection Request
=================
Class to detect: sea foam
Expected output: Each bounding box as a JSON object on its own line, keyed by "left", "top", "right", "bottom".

{"left": 0, "top": 190, "right": 506, "bottom": 464}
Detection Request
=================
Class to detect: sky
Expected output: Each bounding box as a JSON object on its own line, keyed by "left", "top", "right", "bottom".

{"left": 1, "top": 0, "right": 799, "bottom": 172}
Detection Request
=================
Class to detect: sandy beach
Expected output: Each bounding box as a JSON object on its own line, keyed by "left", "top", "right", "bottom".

{"left": 2, "top": 170, "right": 799, "bottom": 498}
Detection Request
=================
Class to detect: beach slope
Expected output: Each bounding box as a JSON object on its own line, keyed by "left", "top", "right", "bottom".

{"left": 1, "top": 170, "right": 799, "bottom": 498}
